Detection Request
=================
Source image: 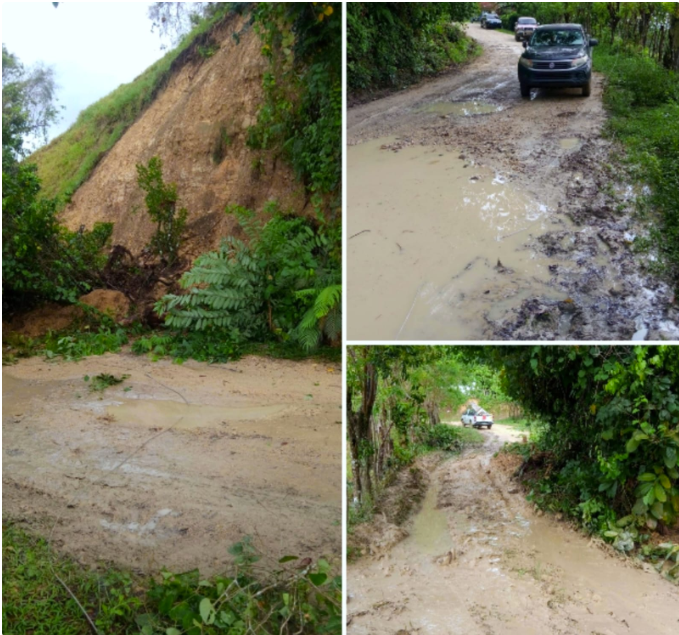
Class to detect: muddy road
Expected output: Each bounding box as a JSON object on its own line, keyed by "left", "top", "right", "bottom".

{"left": 347, "top": 25, "right": 679, "bottom": 341}
{"left": 3, "top": 353, "right": 341, "bottom": 574}
{"left": 347, "top": 423, "right": 679, "bottom": 635}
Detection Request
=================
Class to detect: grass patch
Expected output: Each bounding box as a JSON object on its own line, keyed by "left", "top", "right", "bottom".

{"left": 3, "top": 524, "right": 342, "bottom": 634}
{"left": 3, "top": 523, "right": 141, "bottom": 634}
{"left": 593, "top": 43, "right": 679, "bottom": 287}
{"left": 498, "top": 417, "right": 531, "bottom": 431}
{"left": 30, "top": 7, "right": 236, "bottom": 204}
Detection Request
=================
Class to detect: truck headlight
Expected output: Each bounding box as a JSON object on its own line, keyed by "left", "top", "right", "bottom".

{"left": 570, "top": 55, "right": 588, "bottom": 68}
{"left": 519, "top": 57, "right": 533, "bottom": 68}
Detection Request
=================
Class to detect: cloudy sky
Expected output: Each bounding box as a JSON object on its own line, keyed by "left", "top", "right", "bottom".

{"left": 2, "top": 2, "right": 168, "bottom": 144}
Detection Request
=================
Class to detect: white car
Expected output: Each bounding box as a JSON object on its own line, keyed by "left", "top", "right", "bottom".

{"left": 461, "top": 405, "right": 494, "bottom": 429}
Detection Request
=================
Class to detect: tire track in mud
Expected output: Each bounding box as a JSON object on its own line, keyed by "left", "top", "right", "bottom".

{"left": 347, "top": 424, "right": 679, "bottom": 635}
{"left": 348, "top": 25, "right": 679, "bottom": 341}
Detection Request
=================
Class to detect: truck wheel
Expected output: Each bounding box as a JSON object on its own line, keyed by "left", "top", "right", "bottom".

{"left": 520, "top": 83, "right": 531, "bottom": 98}
{"left": 582, "top": 81, "right": 591, "bottom": 97}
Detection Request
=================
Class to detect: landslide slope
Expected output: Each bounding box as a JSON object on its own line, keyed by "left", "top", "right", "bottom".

{"left": 32, "top": 11, "right": 306, "bottom": 258}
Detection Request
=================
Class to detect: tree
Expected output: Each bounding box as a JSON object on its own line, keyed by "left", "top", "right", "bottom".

{"left": 2, "top": 47, "right": 110, "bottom": 309}
{"left": 2, "top": 45, "right": 60, "bottom": 157}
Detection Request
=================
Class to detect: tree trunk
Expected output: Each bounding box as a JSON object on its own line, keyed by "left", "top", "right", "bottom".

{"left": 347, "top": 355, "right": 378, "bottom": 504}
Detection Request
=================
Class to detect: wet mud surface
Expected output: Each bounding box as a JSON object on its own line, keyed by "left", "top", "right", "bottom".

{"left": 348, "top": 25, "right": 679, "bottom": 341}
{"left": 3, "top": 353, "right": 341, "bottom": 574}
{"left": 347, "top": 423, "right": 679, "bottom": 635}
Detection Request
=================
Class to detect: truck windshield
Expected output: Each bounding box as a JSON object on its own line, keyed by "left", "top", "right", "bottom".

{"left": 531, "top": 30, "right": 584, "bottom": 47}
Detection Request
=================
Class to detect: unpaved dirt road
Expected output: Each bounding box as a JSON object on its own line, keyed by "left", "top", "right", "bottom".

{"left": 348, "top": 423, "right": 679, "bottom": 635}
{"left": 3, "top": 353, "right": 341, "bottom": 574}
{"left": 348, "top": 25, "right": 679, "bottom": 341}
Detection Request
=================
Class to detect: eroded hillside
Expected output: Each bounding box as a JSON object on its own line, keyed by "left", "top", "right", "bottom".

{"left": 34, "top": 13, "right": 306, "bottom": 258}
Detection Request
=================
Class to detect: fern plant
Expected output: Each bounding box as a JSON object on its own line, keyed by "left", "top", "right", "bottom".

{"left": 156, "top": 206, "right": 341, "bottom": 350}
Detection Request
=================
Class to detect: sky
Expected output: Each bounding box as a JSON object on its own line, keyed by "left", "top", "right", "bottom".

{"left": 1, "top": 1, "right": 169, "bottom": 144}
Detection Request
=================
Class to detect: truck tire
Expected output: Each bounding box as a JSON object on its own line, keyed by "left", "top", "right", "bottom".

{"left": 520, "top": 83, "right": 531, "bottom": 98}
{"left": 582, "top": 81, "right": 591, "bottom": 97}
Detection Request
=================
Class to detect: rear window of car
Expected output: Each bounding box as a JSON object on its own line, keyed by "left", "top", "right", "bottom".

{"left": 532, "top": 29, "right": 584, "bottom": 46}
{"left": 518, "top": 18, "right": 537, "bottom": 24}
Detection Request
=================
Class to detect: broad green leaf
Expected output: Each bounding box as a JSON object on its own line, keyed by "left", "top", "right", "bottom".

{"left": 199, "top": 597, "right": 215, "bottom": 625}
{"left": 651, "top": 501, "right": 665, "bottom": 519}
{"left": 638, "top": 472, "right": 656, "bottom": 482}
{"left": 279, "top": 555, "right": 299, "bottom": 563}
{"left": 626, "top": 438, "right": 639, "bottom": 453}
{"left": 665, "top": 447, "right": 677, "bottom": 469}
{"left": 655, "top": 483, "right": 667, "bottom": 503}
{"left": 308, "top": 572, "right": 327, "bottom": 586}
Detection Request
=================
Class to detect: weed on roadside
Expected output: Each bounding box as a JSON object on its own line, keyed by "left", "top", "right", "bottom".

{"left": 83, "top": 373, "right": 130, "bottom": 393}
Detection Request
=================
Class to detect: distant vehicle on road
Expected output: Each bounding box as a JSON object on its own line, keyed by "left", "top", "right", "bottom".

{"left": 518, "top": 24, "right": 599, "bottom": 98}
{"left": 481, "top": 13, "right": 502, "bottom": 29}
{"left": 461, "top": 405, "right": 494, "bottom": 429}
{"left": 515, "top": 17, "right": 538, "bottom": 41}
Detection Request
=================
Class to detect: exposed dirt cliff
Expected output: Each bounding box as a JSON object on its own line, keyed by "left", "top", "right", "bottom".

{"left": 53, "top": 13, "right": 307, "bottom": 259}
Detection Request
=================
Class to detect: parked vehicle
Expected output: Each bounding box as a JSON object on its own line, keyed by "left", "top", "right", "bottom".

{"left": 515, "top": 17, "right": 538, "bottom": 41}
{"left": 461, "top": 405, "right": 494, "bottom": 430}
{"left": 481, "top": 13, "right": 502, "bottom": 29}
{"left": 518, "top": 24, "right": 598, "bottom": 98}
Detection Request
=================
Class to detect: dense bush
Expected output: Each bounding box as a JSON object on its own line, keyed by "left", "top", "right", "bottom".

{"left": 247, "top": 3, "right": 342, "bottom": 214}
{"left": 425, "top": 424, "right": 463, "bottom": 451}
{"left": 501, "top": 12, "right": 520, "bottom": 32}
{"left": 156, "top": 204, "right": 341, "bottom": 351}
{"left": 497, "top": 346, "right": 679, "bottom": 539}
{"left": 347, "top": 2, "right": 479, "bottom": 93}
{"left": 2, "top": 157, "right": 113, "bottom": 309}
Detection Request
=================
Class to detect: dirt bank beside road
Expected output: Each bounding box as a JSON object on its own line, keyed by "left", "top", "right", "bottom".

{"left": 347, "top": 424, "right": 679, "bottom": 635}
{"left": 348, "top": 25, "right": 679, "bottom": 341}
{"left": 3, "top": 353, "right": 341, "bottom": 574}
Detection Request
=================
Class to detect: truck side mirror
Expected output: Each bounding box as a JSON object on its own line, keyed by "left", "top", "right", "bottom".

{"left": 523, "top": 41, "right": 528, "bottom": 48}
{"left": 590, "top": 38, "right": 599, "bottom": 46}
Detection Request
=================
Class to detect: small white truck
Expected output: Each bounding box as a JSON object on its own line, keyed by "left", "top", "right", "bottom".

{"left": 461, "top": 405, "right": 494, "bottom": 429}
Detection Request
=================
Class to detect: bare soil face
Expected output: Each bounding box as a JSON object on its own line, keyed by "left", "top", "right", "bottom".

{"left": 347, "top": 423, "right": 679, "bottom": 635}
{"left": 347, "top": 26, "right": 679, "bottom": 341}
{"left": 56, "top": 14, "right": 307, "bottom": 259}
{"left": 3, "top": 353, "right": 341, "bottom": 574}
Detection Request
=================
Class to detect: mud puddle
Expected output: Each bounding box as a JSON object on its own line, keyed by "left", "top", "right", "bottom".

{"left": 105, "top": 399, "right": 288, "bottom": 431}
{"left": 348, "top": 423, "right": 679, "bottom": 635}
{"left": 420, "top": 100, "right": 503, "bottom": 116}
{"left": 347, "top": 139, "right": 569, "bottom": 340}
{"left": 3, "top": 353, "right": 341, "bottom": 574}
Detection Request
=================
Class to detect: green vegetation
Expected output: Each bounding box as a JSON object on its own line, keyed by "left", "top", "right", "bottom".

{"left": 495, "top": 345, "right": 679, "bottom": 580}
{"left": 83, "top": 372, "right": 130, "bottom": 393}
{"left": 247, "top": 3, "right": 342, "bottom": 214}
{"left": 2, "top": 46, "right": 113, "bottom": 309}
{"left": 136, "top": 156, "right": 187, "bottom": 266}
{"left": 156, "top": 203, "right": 340, "bottom": 352}
{"left": 347, "top": 2, "right": 480, "bottom": 95}
{"left": 594, "top": 46, "right": 679, "bottom": 287}
{"left": 3, "top": 524, "right": 341, "bottom": 635}
{"left": 347, "top": 346, "right": 498, "bottom": 517}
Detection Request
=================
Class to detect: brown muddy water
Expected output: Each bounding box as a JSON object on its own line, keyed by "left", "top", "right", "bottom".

{"left": 347, "top": 139, "right": 569, "bottom": 340}
{"left": 348, "top": 424, "right": 679, "bottom": 635}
